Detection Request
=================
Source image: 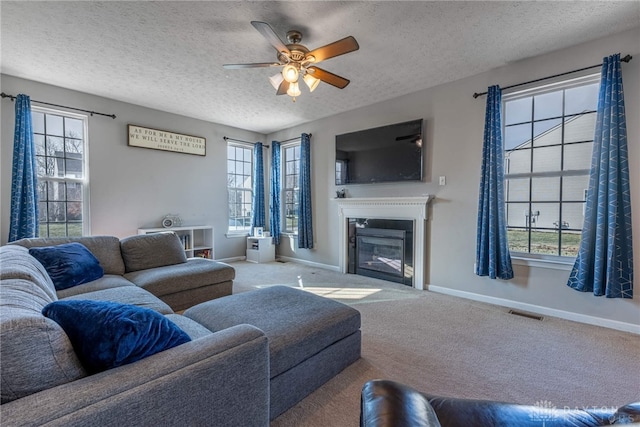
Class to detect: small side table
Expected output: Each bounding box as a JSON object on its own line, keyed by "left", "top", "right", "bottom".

{"left": 246, "top": 236, "right": 275, "bottom": 263}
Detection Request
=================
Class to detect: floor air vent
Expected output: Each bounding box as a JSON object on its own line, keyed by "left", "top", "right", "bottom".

{"left": 508, "top": 310, "right": 543, "bottom": 321}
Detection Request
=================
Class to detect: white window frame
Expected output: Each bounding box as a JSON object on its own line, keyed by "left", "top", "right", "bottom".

{"left": 282, "top": 140, "right": 301, "bottom": 235}
{"left": 226, "top": 142, "right": 253, "bottom": 235}
{"left": 32, "top": 106, "right": 90, "bottom": 237}
{"left": 502, "top": 73, "right": 600, "bottom": 268}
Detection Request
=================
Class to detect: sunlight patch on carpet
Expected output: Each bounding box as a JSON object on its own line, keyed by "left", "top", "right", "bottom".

{"left": 303, "top": 287, "right": 382, "bottom": 300}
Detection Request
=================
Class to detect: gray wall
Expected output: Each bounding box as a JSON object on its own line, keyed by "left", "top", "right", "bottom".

{"left": 1, "top": 28, "right": 637, "bottom": 329}
{"left": 1, "top": 76, "right": 265, "bottom": 259}
{"left": 267, "top": 28, "right": 640, "bottom": 328}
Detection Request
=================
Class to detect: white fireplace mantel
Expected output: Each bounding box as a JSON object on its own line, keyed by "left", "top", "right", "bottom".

{"left": 335, "top": 196, "right": 432, "bottom": 290}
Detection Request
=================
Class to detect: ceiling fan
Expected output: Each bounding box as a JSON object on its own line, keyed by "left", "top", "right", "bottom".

{"left": 223, "top": 21, "right": 359, "bottom": 101}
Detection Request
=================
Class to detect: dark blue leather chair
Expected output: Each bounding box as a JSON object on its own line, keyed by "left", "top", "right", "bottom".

{"left": 361, "top": 380, "right": 639, "bottom": 427}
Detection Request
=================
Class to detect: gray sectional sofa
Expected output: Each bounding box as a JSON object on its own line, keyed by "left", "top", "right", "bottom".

{"left": 11, "top": 232, "right": 235, "bottom": 311}
{"left": 0, "top": 232, "right": 362, "bottom": 426}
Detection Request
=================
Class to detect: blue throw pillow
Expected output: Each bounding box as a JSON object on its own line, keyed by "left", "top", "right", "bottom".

{"left": 29, "top": 242, "right": 104, "bottom": 290}
{"left": 42, "top": 300, "right": 191, "bottom": 373}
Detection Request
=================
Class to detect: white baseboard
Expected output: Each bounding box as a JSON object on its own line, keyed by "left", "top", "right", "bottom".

{"left": 217, "top": 256, "right": 246, "bottom": 263}
{"left": 276, "top": 256, "right": 341, "bottom": 272}
{"left": 428, "top": 285, "right": 640, "bottom": 335}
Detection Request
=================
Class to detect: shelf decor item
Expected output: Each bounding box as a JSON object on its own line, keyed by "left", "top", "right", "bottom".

{"left": 128, "top": 124, "right": 206, "bottom": 156}
{"left": 254, "top": 227, "right": 264, "bottom": 237}
{"left": 161, "top": 214, "right": 182, "bottom": 229}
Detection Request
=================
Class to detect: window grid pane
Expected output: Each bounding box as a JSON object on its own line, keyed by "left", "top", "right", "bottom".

{"left": 227, "top": 144, "right": 253, "bottom": 232}
{"left": 283, "top": 143, "right": 301, "bottom": 234}
{"left": 504, "top": 80, "right": 598, "bottom": 257}
{"left": 35, "top": 109, "right": 87, "bottom": 237}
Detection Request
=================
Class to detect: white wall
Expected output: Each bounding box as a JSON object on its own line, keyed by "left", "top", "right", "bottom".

{"left": 1, "top": 76, "right": 265, "bottom": 259}
{"left": 267, "top": 28, "right": 640, "bottom": 329}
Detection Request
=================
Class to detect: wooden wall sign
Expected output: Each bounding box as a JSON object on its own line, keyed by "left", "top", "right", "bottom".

{"left": 128, "top": 124, "right": 206, "bottom": 156}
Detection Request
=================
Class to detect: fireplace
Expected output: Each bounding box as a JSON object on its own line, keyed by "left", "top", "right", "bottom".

{"left": 336, "top": 196, "right": 432, "bottom": 290}
{"left": 348, "top": 219, "right": 413, "bottom": 286}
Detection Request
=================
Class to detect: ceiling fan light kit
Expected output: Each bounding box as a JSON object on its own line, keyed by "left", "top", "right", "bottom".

{"left": 223, "top": 21, "right": 359, "bottom": 102}
{"left": 282, "top": 64, "right": 299, "bottom": 83}
{"left": 287, "top": 81, "right": 302, "bottom": 98}
{"left": 303, "top": 74, "right": 320, "bottom": 92}
{"left": 269, "top": 73, "right": 284, "bottom": 90}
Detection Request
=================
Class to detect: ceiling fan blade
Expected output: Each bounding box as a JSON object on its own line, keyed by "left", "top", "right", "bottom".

{"left": 306, "top": 36, "right": 359, "bottom": 63}
{"left": 251, "top": 21, "right": 291, "bottom": 56}
{"left": 307, "top": 67, "right": 350, "bottom": 89}
{"left": 223, "top": 62, "right": 281, "bottom": 69}
{"left": 276, "top": 80, "right": 290, "bottom": 95}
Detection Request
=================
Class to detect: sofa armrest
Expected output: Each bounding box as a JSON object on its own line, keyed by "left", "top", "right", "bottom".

{"left": 361, "top": 380, "right": 442, "bottom": 427}
{"left": 0, "top": 324, "right": 270, "bottom": 427}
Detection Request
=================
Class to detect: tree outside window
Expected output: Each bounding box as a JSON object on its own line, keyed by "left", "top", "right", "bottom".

{"left": 33, "top": 108, "right": 88, "bottom": 237}
{"left": 227, "top": 143, "right": 253, "bottom": 233}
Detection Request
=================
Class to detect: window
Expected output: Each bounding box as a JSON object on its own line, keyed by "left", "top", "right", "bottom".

{"left": 503, "top": 75, "right": 599, "bottom": 257}
{"left": 283, "top": 142, "right": 301, "bottom": 234}
{"left": 33, "top": 108, "right": 89, "bottom": 237}
{"left": 227, "top": 143, "right": 253, "bottom": 233}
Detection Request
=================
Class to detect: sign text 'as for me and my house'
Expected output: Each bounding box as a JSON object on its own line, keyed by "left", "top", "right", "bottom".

{"left": 128, "top": 125, "right": 206, "bottom": 156}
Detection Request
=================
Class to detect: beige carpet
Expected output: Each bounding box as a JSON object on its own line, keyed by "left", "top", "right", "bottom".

{"left": 229, "top": 260, "right": 640, "bottom": 427}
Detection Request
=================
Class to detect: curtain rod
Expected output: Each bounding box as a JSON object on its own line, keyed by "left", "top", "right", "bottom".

{"left": 472, "top": 54, "right": 632, "bottom": 99}
{"left": 223, "top": 136, "right": 270, "bottom": 148}
{"left": 279, "top": 133, "right": 312, "bottom": 143}
{"left": 1, "top": 92, "right": 116, "bottom": 119}
{"left": 224, "top": 133, "right": 312, "bottom": 146}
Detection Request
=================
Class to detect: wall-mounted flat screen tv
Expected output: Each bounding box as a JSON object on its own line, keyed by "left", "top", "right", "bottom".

{"left": 335, "top": 119, "right": 423, "bottom": 185}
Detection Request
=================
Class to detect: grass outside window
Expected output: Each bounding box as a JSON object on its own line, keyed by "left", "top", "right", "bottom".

{"left": 508, "top": 229, "right": 581, "bottom": 257}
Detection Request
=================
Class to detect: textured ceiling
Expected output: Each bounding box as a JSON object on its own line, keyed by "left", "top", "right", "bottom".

{"left": 1, "top": 1, "right": 639, "bottom": 134}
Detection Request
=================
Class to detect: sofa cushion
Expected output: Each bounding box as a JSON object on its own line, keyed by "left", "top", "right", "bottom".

{"left": 120, "top": 232, "right": 187, "bottom": 273}
{"left": 1, "top": 248, "right": 86, "bottom": 404}
{"left": 0, "top": 302, "right": 88, "bottom": 404}
{"left": 42, "top": 300, "right": 191, "bottom": 374}
{"left": 56, "top": 274, "right": 136, "bottom": 299}
{"left": 11, "top": 236, "right": 126, "bottom": 275}
{"left": 125, "top": 258, "right": 235, "bottom": 297}
{"left": 62, "top": 286, "right": 174, "bottom": 315}
{"left": 164, "top": 314, "right": 213, "bottom": 340}
{"left": 0, "top": 245, "right": 57, "bottom": 301}
{"left": 28, "top": 242, "right": 104, "bottom": 290}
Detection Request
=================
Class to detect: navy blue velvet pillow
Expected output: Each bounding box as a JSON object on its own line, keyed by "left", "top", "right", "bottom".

{"left": 42, "top": 300, "right": 191, "bottom": 373}
{"left": 29, "top": 242, "right": 104, "bottom": 290}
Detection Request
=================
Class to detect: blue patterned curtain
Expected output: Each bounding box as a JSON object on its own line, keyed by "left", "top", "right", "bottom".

{"left": 567, "top": 54, "right": 633, "bottom": 298}
{"left": 9, "top": 94, "right": 39, "bottom": 242}
{"left": 475, "top": 85, "right": 513, "bottom": 280}
{"left": 269, "top": 141, "right": 281, "bottom": 245}
{"left": 250, "top": 142, "right": 265, "bottom": 235}
{"left": 298, "top": 133, "right": 313, "bottom": 249}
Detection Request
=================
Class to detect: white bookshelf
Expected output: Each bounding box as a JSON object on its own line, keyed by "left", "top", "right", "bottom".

{"left": 138, "top": 225, "right": 214, "bottom": 259}
{"left": 246, "top": 236, "right": 275, "bottom": 263}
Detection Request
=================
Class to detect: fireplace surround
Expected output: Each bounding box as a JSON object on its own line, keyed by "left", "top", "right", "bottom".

{"left": 336, "top": 196, "right": 432, "bottom": 290}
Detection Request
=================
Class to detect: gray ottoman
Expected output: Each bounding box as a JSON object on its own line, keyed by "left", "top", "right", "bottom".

{"left": 184, "top": 285, "right": 361, "bottom": 420}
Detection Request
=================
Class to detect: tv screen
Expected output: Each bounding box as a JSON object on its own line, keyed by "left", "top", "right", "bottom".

{"left": 335, "top": 119, "right": 423, "bottom": 185}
